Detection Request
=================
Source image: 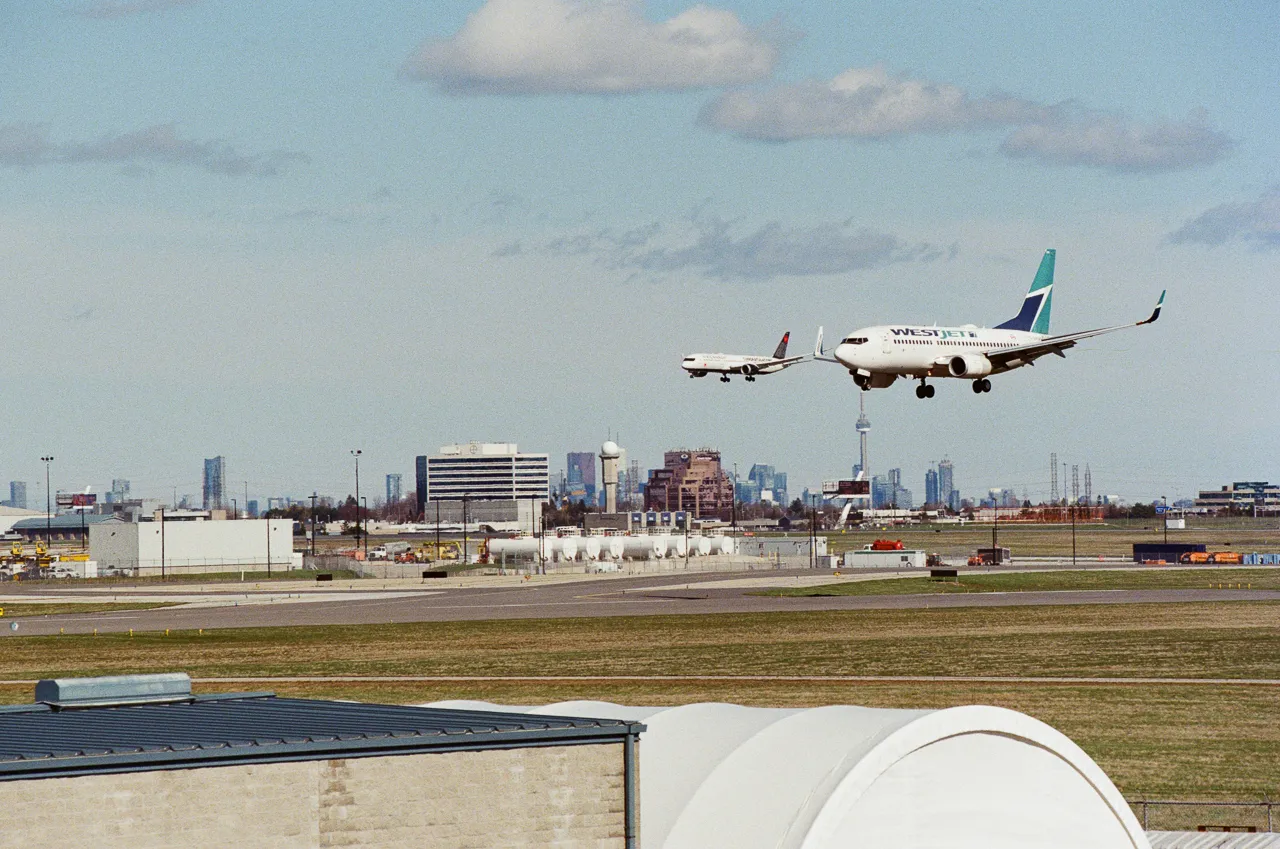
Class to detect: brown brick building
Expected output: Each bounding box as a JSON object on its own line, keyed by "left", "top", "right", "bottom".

{"left": 645, "top": 449, "right": 734, "bottom": 518}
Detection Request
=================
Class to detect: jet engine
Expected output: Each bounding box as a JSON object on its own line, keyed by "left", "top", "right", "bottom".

{"left": 948, "top": 354, "right": 993, "bottom": 378}
{"left": 740, "top": 363, "right": 760, "bottom": 376}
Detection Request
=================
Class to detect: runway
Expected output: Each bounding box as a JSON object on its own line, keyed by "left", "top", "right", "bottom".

{"left": 2, "top": 569, "right": 1277, "bottom": 636}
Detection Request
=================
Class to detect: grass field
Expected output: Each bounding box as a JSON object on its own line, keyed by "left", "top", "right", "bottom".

{"left": 0, "top": 601, "right": 1276, "bottom": 800}
{"left": 763, "top": 568, "right": 1280, "bottom": 597}
{"left": 820, "top": 521, "right": 1280, "bottom": 557}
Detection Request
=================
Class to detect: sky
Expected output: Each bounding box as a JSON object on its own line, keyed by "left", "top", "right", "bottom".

{"left": 2, "top": 0, "right": 1277, "bottom": 509}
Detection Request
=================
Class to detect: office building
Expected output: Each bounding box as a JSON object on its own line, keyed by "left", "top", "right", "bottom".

{"left": 203, "top": 456, "right": 226, "bottom": 511}
{"left": 386, "top": 473, "right": 402, "bottom": 505}
{"left": 7, "top": 481, "right": 26, "bottom": 510}
{"left": 746, "top": 464, "right": 788, "bottom": 505}
{"left": 418, "top": 442, "right": 549, "bottom": 526}
{"left": 645, "top": 449, "right": 734, "bottom": 517}
{"left": 924, "top": 468, "right": 939, "bottom": 506}
{"left": 1194, "top": 481, "right": 1280, "bottom": 514}
{"left": 565, "top": 452, "right": 597, "bottom": 504}
{"left": 938, "top": 458, "right": 958, "bottom": 512}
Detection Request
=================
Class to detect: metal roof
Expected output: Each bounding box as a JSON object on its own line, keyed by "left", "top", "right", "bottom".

{"left": 0, "top": 693, "right": 643, "bottom": 780}
{"left": 11, "top": 514, "right": 122, "bottom": 530}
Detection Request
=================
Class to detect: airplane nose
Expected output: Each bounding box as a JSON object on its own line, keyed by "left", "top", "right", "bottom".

{"left": 833, "top": 343, "right": 853, "bottom": 365}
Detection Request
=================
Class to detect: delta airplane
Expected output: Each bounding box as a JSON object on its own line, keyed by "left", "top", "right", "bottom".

{"left": 825, "top": 249, "right": 1165, "bottom": 398}
{"left": 682, "top": 330, "right": 821, "bottom": 382}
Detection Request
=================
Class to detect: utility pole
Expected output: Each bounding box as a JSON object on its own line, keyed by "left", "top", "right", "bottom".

{"left": 350, "top": 449, "right": 362, "bottom": 553}
{"left": 732, "top": 463, "right": 738, "bottom": 537}
{"left": 361, "top": 497, "right": 368, "bottom": 559}
{"left": 41, "top": 456, "right": 53, "bottom": 547}
{"left": 266, "top": 514, "right": 272, "bottom": 577}
{"left": 159, "top": 505, "right": 166, "bottom": 580}
{"left": 1071, "top": 502, "right": 1077, "bottom": 567}
{"left": 309, "top": 492, "right": 318, "bottom": 556}
{"left": 462, "top": 494, "right": 469, "bottom": 565}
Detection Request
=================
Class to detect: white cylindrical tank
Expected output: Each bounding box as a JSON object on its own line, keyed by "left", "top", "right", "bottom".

{"left": 488, "top": 538, "right": 541, "bottom": 558}
{"left": 694, "top": 536, "right": 712, "bottom": 556}
{"left": 599, "top": 537, "right": 624, "bottom": 559}
{"left": 669, "top": 535, "right": 689, "bottom": 558}
{"left": 581, "top": 537, "right": 602, "bottom": 561}
{"left": 623, "top": 536, "right": 661, "bottom": 559}
{"left": 711, "top": 535, "right": 736, "bottom": 555}
{"left": 557, "top": 537, "right": 579, "bottom": 562}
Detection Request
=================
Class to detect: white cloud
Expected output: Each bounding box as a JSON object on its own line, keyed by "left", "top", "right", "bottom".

{"left": 72, "top": 0, "right": 199, "bottom": 19}
{"left": 702, "top": 65, "right": 1040, "bottom": 140}
{"left": 1168, "top": 186, "right": 1280, "bottom": 247}
{"left": 1002, "top": 108, "right": 1233, "bottom": 172}
{"left": 0, "top": 123, "right": 307, "bottom": 177}
{"left": 402, "top": 0, "right": 780, "bottom": 94}
{"left": 529, "top": 215, "right": 947, "bottom": 280}
{"left": 704, "top": 66, "right": 1232, "bottom": 172}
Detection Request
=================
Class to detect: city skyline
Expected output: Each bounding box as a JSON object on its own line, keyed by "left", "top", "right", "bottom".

{"left": 2, "top": 1, "right": 1274, "bottom": 503}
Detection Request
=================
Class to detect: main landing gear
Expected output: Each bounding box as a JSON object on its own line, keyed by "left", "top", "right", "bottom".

{"left": 915, "top": 379, "right": 936, "bottom": 399}
{"left": 744, "top": 375, "right": 756, "bottom": 382}
{"left": 972, "top": 378, "right": 992, "bottom": 394}
{"left": 720, "top": 375, "right": 731, "bottom": 383}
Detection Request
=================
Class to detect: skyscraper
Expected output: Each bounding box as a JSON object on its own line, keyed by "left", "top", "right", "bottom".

{"left": 566, "top": 452, "right": 597, "bottom": 503}
{"left": 203, "top": 456, "right": 226, "bottom": 510}
{"left": 386, "top": 473, "right": 402, "bottom": 505}
{"left": 111, "top": 479, "right": 130, "bottom": 501}
{"left": 8, "top": 481, "right": 26, "bottom": 510}
{"left": 938, "top": 458, "right": 957, "bottom": 512}
{"left": 925, "top": 467, "right": 939, "bottom": 506}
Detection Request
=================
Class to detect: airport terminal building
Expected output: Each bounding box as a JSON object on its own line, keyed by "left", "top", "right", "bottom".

{"left": 415, "top": 442, "right": 549, "bottom": 527}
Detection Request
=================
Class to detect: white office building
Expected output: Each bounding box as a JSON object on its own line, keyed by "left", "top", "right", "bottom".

{"left": 419, "top": 443, "right": 548, "bottom": 528}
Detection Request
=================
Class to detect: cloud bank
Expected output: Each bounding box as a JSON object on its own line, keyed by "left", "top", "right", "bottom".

{"left": 505, "top": 215, "right": 948, "bottom": 280}
{"left": 72, "top": 0, "right": 200, "bottom": 19}
{"left": 0, "top": 123, "right": 307, "bottom": 177}
{"left": 402, "top": 0, "right": 780, "bottom": 94}
{"left": 1168, "top": 187, "right": 1280, "bottom": 247}
{"left": 703, "top": 66, "right": 1232, "bottom": 172}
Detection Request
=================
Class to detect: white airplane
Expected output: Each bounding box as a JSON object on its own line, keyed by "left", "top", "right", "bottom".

{"left": 682, "top": 329, "right": 821, "bottom": 383}
{"left": 825, "top": 249, "right": 1165, "bottom": 398}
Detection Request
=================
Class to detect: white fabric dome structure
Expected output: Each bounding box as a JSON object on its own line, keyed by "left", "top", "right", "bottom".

{"left": 428, "top": 700, "right": 1149, "bottom": 849}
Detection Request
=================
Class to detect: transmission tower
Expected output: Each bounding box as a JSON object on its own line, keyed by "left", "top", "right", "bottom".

{"left": 1049, "top": 453, "right": 1058, "bottom": 504}
{"left": 1071, "top": 465, "right": 1080, "bottom": 505}
{"left": 1084, "top": 465, "right": 1092, "bottom": 505}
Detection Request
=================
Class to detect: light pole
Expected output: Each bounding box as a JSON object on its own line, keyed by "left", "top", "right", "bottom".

{"left": 732, "top": 463, "right": 738, "bottom": 537}
{"left": 361, "top": 497, "right": 368, "bottom": 559}
{"left": 1162, "top": 496, "right": 1168, "bottom": 545}
{"left": 40, "top": 456, "right": 53, "bottom": 546}
{"left": 231, "top": 498, "right": 238, "bottom": 520}
{"left": 351, "top": 449, "right": 362, "bottom": 551}
{"left": 309, "top": 492, "right": 318, "bottom": 556}
{"left": 462, "top": 494, "right": 469, "bottom": 565}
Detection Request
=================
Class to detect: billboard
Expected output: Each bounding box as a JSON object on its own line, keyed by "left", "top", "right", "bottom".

{"left": 56, "top": 492, "right": 97, "bottom": 508}
{"left": 823, "top": 480, "right": 870, "bottom": 497}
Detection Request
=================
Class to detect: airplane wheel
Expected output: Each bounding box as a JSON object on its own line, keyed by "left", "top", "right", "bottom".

{"left": 915, "top": 385, "right": 925, "bottom": 399}
{"left": 720, "top": 376, "right": 730, "bottom": 383}
{"left": 925, "top": 385, "right": 936, "bottom": 398}
{"left": 981, "top": 378, "right": 992, "bottom": 393}
{"left": 972, "top": 380, "right": 984, "bottom": 394}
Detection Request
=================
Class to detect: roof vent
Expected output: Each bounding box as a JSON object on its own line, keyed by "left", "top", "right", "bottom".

{"left": 35, "top": 673, "right": 193, "bottom": 710}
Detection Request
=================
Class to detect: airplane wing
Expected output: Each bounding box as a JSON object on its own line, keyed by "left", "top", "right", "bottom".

{"left": 983, "top": 290, "right": 1164, "bottom": 370}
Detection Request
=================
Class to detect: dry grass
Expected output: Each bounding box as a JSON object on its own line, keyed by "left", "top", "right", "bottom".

{"left": 0, "top": 602, "right": 1276, "bottom": 799}
{"left": 766, "top": 568, "right": 1280, "bottom": 597}
{"left": 0, "top": 602, "right": 178, "bottom": 618}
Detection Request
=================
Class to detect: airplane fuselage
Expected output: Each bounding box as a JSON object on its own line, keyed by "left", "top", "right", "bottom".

{"left": 833, "top": 325, "right": 1044, "bottom": 386}
{"left": 682, "top": 353, "right": 791, "bottom": 377}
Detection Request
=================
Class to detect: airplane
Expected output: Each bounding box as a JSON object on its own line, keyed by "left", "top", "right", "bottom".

{"left": 682, "top": 329, "right": 822, "bottom": 383}
{"left": 824, "top": 249, "right": 1165, "bottom": 398}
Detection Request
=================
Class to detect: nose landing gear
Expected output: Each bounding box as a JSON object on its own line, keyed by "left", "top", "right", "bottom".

{"left": 971, "top": 378, "right": 992, "bottom": 394}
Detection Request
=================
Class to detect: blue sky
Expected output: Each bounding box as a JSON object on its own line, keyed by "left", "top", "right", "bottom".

{"left": 2, "top": 0, "right": 1277, "bottom": 507}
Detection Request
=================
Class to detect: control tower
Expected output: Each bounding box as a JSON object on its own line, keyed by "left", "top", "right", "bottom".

{"left": 855, "top": 394, "right": 871, "bottom": 478}
{"left": 600, "top": 441, "right": 621, "bottom": 515}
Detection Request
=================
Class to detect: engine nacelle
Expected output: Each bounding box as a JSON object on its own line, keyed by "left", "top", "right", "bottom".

{"left": 948, "top": 354, "right": 993, "bottom": 378}
{"left": 740, "top": 362, "right": 760, "bottom": 376}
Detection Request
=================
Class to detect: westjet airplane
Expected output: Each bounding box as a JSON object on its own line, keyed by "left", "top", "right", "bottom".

{"left": 682, "top": 329, "right": 822, "bottom": 383}
{"left": 826, "top": 250, "right": 1164, "bottom": 397}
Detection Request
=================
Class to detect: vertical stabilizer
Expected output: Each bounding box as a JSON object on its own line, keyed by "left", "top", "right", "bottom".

{"left": 996, "top": 249, "right": 1054, "bottom": 334}
{"left": 772, "top": 331, "right": 790, "bottom": 359}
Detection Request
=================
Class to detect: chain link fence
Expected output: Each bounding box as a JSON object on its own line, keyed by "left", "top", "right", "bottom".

{"left": 1131, "top": 799, "right": 1276, "bottom": 833}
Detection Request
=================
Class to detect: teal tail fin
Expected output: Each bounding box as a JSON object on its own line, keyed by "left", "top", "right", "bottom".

{"left": 996, "top": 249, "right": 1054, "bottom": 334}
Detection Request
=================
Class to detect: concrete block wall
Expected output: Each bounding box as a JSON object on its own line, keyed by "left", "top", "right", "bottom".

{"left": 0, "top": 743, "right": 627, "bottom": 849}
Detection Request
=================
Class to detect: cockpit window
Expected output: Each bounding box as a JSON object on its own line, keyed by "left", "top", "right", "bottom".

{"left": 841, "top": 337, "right": 868, "bottom": 345}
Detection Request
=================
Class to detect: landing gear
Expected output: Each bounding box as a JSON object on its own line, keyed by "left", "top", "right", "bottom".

{"left": 851, "top": 371, "right": 869, "bottom": 391}
{"left": 720, "top": 375, "right": 731, "bottom": 383}
{"left": 971, "top": 378, "right": 992, "bottom": 394}
{"left": 915, "top": 380, "right": 935, "bottom": 399}
{"left": 745, "top": 375, "right": 756, "bottom": 382}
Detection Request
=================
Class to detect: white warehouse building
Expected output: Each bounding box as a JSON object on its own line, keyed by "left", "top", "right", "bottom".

{"left": 90, "top": 518, "right": 295, "bottom": 576}
{"left": 430, "top": 700, "right": 1149, "bottom": 849}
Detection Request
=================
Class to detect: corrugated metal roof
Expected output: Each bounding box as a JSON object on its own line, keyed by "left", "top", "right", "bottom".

{"left": 1148, "top": 832, "right": 1280, "bottom": 849}
{"left": 11, "top": 514, "right": 122, "bottom": 530}
{"left": 0, "top": 694, "right": 643, "bottom": 780}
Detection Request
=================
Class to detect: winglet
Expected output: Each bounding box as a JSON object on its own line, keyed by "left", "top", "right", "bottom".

{"left": 1138, "top": 290, "right": 1166, "bottom": 325}
{"left": 814, "top": 326, "right": 824, "bottom": 358}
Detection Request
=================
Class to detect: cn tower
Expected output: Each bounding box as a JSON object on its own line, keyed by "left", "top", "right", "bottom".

{"left": 855, "top": 393, "right": 870, "bottom": 477}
